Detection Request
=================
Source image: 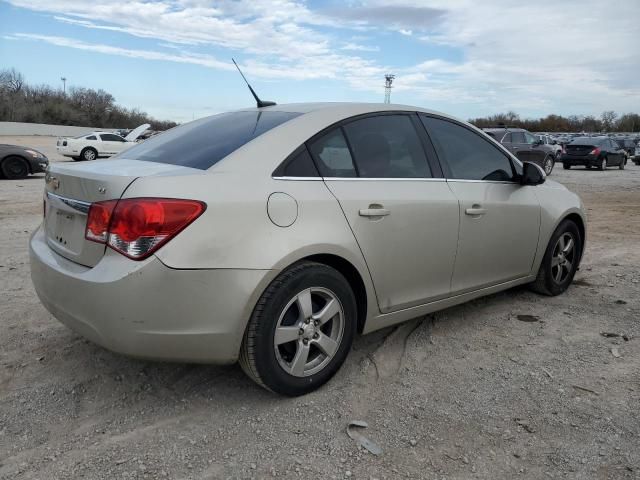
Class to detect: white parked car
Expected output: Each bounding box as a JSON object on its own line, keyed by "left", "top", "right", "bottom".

{"left": 56, "top": 124, "right": 150, "bottom": 161}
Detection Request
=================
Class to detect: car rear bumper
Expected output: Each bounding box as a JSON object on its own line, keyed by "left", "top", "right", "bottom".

{"left": 29, "top": 225, "right": 273, "bottom": 364}
{"left": 561, "top": 154, "right": 598, "bottom": 166}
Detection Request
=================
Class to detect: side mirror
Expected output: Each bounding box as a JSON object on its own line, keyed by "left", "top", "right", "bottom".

{"left": 521, "top": 161, "right": 546, "bottom": 186}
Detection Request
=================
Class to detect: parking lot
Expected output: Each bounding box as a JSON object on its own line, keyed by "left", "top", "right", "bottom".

{"left": 1, "top": 136, "right": 639, "bottom": 479}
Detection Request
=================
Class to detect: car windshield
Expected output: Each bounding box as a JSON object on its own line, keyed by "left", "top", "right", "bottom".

{"left": 118, "top": 110, "right": 301, "bottom": 169}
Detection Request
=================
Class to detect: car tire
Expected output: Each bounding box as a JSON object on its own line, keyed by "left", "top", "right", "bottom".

{"left": 598, "top": 157, "right": 607, "bottom": 170}
{"left": 239, "top": 261, "right": 357, "bottom": 396}
{"left": 80, "top": 148, "right": 98, "bottom": 161}
{"left": 563, "top": 163, "right": 570, "bottom": 170}
{"left": 1, "top": 155, "right": 29, "bottom": 179}
{"left": 543, "top": 155, "right": 554, "bottom": 175}
{"left": 530, "top": 219, "right": 582, "bottom": 297}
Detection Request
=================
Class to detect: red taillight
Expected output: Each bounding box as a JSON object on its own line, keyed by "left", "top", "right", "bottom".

{"left": 86, "top": 200, "right": 117, "bottom": 243}
{"left": 85, "top": 198, "right": 206, "bottom": 260}
{"left": 589, "top": 147, "right": 601, "bottom": 155}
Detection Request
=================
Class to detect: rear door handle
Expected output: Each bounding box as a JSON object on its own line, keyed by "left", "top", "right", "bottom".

{"left": 465, "top": 205, "right": 486, "bottom": 216}
{"left": 359, "top": 207, "right": 390, "bottom": 217}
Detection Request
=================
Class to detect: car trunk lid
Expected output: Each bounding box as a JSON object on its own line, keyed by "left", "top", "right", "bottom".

{"left": 565, "top": 144, "right": 595, "bottom": 156}
{"left": 43, "top": 159, "right": 200, "bottom": 267}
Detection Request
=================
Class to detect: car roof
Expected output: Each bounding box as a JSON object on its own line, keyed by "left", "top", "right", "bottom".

{"left": 234, "top": 102, "right": 452, "bottom": 118}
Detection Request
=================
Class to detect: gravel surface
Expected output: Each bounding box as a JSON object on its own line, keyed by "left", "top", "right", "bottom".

{"left": 1, "top": 136, "right": 639, "bottom": 479}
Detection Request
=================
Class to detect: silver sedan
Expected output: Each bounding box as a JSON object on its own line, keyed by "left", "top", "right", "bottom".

{"left": 30, "top": 103, "right": 586, "bottom": 396}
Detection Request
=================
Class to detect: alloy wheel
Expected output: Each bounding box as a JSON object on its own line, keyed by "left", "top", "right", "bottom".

{"left": 544, "top": 156, "right": 554, "bottom": 175}
{"left": 84, "top": 149, "right": 96, "bottom": 161}
{"left": 551, "top": 233, "right": 575, "bottom": 284}
{"left": 273, "top": 287, "right": 344, "bottom": 377}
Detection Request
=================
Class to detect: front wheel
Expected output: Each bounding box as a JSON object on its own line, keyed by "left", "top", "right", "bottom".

{"left": 239, "top": 261, "right": 357, "bottom": 396}
{"left": 1, "top": 155, "right": 29, "bottom": 179}
{"left": 543, "top": 156, "right": 554, "bottom": 175}
{"left": 530, "top": 219, "right": 582, "bottom": 296}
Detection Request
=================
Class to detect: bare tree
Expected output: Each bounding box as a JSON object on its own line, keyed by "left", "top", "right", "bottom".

{"left": 600, "top": 110, "right": 617, "bottom": 132}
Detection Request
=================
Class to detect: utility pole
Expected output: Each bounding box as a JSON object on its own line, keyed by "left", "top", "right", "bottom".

{"left": 384, "top": 74, "right": 395, "bottom": 104}
{"left": 61, "top": 77, "right": 67, "bottom": 95}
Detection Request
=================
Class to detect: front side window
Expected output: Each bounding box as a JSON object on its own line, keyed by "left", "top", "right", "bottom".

{"left": 421, "top": 115, "right": 515, "bottom": 182}
{"left": 308, "top": 128, "right": 357, "bottom": 177}
{"left": 524, "top": 132, "right": 538, "bottom": 144}
{"left": 118, "top": 111, "right": 301, "bottom": 169}
{"left": 342, "top": 115, "right": 431, "bottom": 178}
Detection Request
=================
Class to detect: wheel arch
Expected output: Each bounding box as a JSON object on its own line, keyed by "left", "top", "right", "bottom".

{"left": 559, "top": 211, "right": 586, "bottom": 265}
{"left": 303, "top": 253, "right": 368, "bottom": 334}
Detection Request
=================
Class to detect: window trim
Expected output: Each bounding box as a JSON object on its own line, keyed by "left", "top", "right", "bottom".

{"left": 418, "top": 113, "right": 521, "bottom": 183}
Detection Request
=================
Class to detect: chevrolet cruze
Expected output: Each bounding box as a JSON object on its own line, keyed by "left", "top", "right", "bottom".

{"left": 30, "top": 103, "right": 586, "bottom": 396}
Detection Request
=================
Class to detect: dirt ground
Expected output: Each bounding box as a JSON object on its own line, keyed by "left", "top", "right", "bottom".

{"left": 1, "top": 136, "right": 639, "bottom": 479}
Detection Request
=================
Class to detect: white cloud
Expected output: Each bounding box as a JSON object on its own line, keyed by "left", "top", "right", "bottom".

{"left": 340, "top": 43, "right": 380, "bottom": 52}
{"left": 5, "top": 0, "right": 640, "bottom": 116}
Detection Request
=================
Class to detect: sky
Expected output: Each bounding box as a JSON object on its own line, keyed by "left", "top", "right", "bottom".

{"left": 1, "top": 0, "right": 639, "bottom": 123}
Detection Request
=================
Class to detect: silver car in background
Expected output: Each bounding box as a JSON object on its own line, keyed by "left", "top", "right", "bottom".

{"left": 30, "top": 103, "right": 586, "bottom": 396}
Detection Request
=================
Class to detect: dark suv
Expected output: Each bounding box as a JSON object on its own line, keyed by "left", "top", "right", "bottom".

{"left": 482, "top": 126, "right": 557, "bottom": 175}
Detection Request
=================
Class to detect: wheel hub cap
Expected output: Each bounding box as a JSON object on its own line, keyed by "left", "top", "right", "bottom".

{"left": 273, "top": 287, "right": 345, "bottom": 377}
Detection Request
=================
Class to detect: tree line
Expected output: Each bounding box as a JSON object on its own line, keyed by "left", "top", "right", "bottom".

{"left": 0, "top": 68, "right": 177, "bottom": 131}
{"left": 469, "top": 110, "right": 640, "bottom": 133}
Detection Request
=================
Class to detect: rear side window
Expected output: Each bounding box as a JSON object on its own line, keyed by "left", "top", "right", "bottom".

{"left": 101, "top": 134, "right": 125, "bottom": 142}
{"left": 118, "top": 111, "right": 301, "bottom": 169}
{"left": 308, "top": 129, "right": 357, "bottom": 177}
{"left": 273, "top": 147, "right": 319, "bottom": 177}
{"left": 421, "top": 116, "right": 515, "bottom": 182}
{"left": 511, "top": 131, "right": 526, "bottom": 143}
{"left": 86, "top": 135, "right": 97, "bottom": 140}
{"left": 343, "top": 115, "right": 431, "bottom": 178}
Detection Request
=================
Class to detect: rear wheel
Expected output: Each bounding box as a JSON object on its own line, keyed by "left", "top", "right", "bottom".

{"left": 239, "top": 261, "right": 357, "bottom": 396}
{"left": 530, "top": 219, "right": 582, "bottom": 296}
{"left": 81, "top": 147, "right": 97, "bottom": 161}
{"left": 1, "top": 155, "right": 29, "bottom": 179}
{"left": 598, "top": 157, "right": 607, "bottom": 170}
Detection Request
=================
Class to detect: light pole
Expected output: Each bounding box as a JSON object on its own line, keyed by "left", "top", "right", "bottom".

{"left": 61, "top": 77, "right": 67, "bottom": 95}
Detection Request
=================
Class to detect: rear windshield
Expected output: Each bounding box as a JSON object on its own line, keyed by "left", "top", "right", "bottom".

{"left": 570, "top": 137, "right": 604, "bottom": 145}
{"left": 118, "top": 111, "right": 301, "bottom": 169}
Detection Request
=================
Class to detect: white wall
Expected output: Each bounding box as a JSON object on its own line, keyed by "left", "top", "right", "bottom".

{"left": 0, "top": 122, "right": 118, "bottom": 137}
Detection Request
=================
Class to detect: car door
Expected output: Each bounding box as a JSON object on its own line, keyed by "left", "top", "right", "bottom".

{"left": 99, "top": 134, "right": 127, "bottom": 155}
{"left": 309, "top": 114, "right": 460, "bottom": 313}
{"left": 419, "top": 115, "right": 541, "bottom": 294}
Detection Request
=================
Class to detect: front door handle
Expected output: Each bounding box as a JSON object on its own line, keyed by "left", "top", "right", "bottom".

{"left": 359, "top": 207, "right": 390, "bottom": 217}
{"left": 465, "top": 205, "right": 486, "bottom": 216}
